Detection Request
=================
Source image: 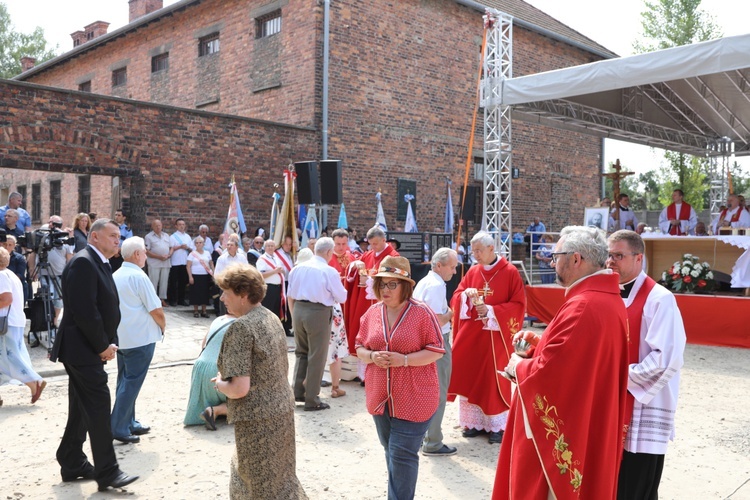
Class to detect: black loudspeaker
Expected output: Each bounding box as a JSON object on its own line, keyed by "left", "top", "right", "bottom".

{"left": 319, "top": 160, "right": 343, "bottom": 205}
{"left": 461, "top": 186, "right": 477, "bottom": 221}
{"left": 295, "top": 161, "right": 320, "bottom": 205}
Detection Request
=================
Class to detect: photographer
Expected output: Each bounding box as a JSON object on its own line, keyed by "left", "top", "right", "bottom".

{"left": 29, "top": 215, "right": 74, "bottom": 326}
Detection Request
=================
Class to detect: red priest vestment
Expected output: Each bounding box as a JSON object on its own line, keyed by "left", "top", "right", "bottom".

{"left": 493, "top": 272, "right": 629, "bottom": 500}
{"left": 343, "top": 245, "right": 399, "bottom": 353}
{"left": 447, "top": 257, "right": 525, "bottom": 416}
{"left": 329, "top": 251, "right": 354, "bottom": 281}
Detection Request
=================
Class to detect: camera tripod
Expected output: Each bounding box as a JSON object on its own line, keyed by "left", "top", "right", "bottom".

{"left": 27, "top": 258, "right": 63, "bottom": 354}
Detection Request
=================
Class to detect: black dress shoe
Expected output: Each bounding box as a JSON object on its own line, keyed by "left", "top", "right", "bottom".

{"left": 131, "top": 425, "right": 150, "bottom": 436}
{"left": 304, "top": 402, "right": 331, "bottom": 411}
{"left": 294, "top": 396, "right": 305, "bottom": 403}
{"left": 488, "top": 431, "right": 504, "bottom": 444}
{"left": 462, "top": 428, "right": 483, "bottom": 438}
{"left": 98, "top": 472, "right": 139, "bottom": 491}
{"left": 113, "top": 434, "right": 140, "bottom": 444}
{"left": 320, "top": 380, "right": 332, "bottom": 387}
{"left": 62, "top": 462, "right": 96, "bottom": 482}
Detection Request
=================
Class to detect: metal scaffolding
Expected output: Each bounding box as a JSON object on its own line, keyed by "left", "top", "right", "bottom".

{"left": 480, "top": 10, "right": 513, "bottom": 258}
{"left": 708, "top": 137, "right": 734, "bottom": 219}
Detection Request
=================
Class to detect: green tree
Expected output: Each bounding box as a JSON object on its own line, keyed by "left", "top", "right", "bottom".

{"left": 656, "top": 152, "right": 708, "bottom": 210}
{"left": 635, "top": 0, "right": 722, "bottom": 53}
{"left": 0, "top": 2, "right": 57, "bottom": 79}
{"left": 728, "top": 161, "right": 750, "bottom": 198}
{"left": 634, "top": 0, "right": 721, "bottom": 210}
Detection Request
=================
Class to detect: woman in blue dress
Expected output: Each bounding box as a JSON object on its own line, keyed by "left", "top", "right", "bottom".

{"left": 184, "top": 314, "right": 236, "bottom": 429}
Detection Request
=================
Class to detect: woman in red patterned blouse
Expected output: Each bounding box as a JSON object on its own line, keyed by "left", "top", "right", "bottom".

{"left": 355, "top": 256, "right": 445, "bottom": 500}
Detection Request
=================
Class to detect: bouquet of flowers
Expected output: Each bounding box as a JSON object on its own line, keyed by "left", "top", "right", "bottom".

{"left": 661, "top": 253, "right": 716, "bottom": 293}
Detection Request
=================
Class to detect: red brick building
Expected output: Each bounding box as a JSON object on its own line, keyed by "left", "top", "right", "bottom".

{"left": 10, "top": 0, "right": 614, "bottom": 234}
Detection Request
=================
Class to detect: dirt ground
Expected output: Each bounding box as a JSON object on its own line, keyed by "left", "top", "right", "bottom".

{"left": 1, "top": 316, "right": 750, "bottom": 499}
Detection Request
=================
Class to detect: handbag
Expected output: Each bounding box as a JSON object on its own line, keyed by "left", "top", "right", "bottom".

{"left": 0, "top": 305, "right": 10, "bottom": 335}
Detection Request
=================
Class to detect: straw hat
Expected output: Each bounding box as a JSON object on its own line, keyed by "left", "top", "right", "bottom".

{"left": 373, "top": 256, "right": 415, "bottom": 286}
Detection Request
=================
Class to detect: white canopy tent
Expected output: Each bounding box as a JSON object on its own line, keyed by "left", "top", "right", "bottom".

{"left": 501, "top": 33, "right": 750, "bottom": 157}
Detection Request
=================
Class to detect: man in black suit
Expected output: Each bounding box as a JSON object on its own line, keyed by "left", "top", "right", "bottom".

{"left": 51, "top": 218, "right": 139, "bottom": 491}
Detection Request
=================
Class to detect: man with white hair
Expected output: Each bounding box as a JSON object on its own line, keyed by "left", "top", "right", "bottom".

{"left": 195, "top": 224, "right": 213, "bottom": 251}
{"left": 343, "top": 225, "right": 399, "bottom": 355}
{"left": 414, "top": 247, "right": 458, "bottom": 456}
{"left": 111, "top": 236, "right": 166, "bottom": 444}
{"left": 287, "top": 237, "right": 347, "bottom": 411}
{"left": 494, "top": 226, "right": 629, "bottom": 500}
{"left": 448, "top": 231, "right": 525, "bottom": 445}
{"left": 144, "top": 219, "right": 172, "bottom": 307}
{"left": 711, "top": 194, "right": 750, "bottom": 234}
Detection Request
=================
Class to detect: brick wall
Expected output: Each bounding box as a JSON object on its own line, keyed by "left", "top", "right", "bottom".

{"left": 19, "top": 0, "right": 607, "bottom": 235}
{"left": 0, "top": 80, "right": 318, "bottom": 237}
{"left": 26, "top": 0, "right": 319, "bottom": 128}
{"left": 326, "top": 0, "right": 604, "bottom": 234}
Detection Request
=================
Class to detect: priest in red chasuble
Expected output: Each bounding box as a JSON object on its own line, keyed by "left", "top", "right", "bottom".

{"left": 447, "top": 231, "right": 525, "bottom": 445}
{"left": 658, "top": 189, "right": 698, "bottom": 235}
{"left": 328, "top": 228, "right": 355, "bottom": 281}
{"left": 493, "top": 226, "right": 629, "bottom": 500}
{"left": 343, "top": 225, "right": 399, "bottom": 354}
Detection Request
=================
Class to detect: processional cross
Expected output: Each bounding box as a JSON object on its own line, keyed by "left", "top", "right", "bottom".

{"left": 601, "top": 159, "right": 635, "bottom": 229}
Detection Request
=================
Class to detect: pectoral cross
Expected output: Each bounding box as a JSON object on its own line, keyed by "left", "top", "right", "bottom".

{"left": 479, "top": 282, "right": 494, "bottom": 298}
{"left": 601, "top": 159, "right": 635, "bottom": 228}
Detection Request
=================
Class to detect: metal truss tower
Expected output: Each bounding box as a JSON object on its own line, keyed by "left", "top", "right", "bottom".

{"left": 708, "top": 138, "right": 733, "bottom": 219}
{"left": 480, "top": 10, "right": 513, "bottom": 258}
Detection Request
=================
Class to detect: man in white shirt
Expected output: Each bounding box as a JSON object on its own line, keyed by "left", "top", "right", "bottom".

{"left": 214, "top": 237, "right": 248, "bottom": 276}
{"left": 610, "top": 193, "right": 639, "bottom": 231}
{"left": 144, "top": 219, "right": 172, "bottom": 306}
{"left": 287, "top": 237, "right": 347, "bottom": 411}
{"left": 607, "top": 230, "right": 686, "bottom": 500}
{"left": 167, "top": 218, "right": 193, "bottom": 306}
{"left": 414, "top": 248, "right": 458, "bottom": 457}
{"left": 711, "top": 194, "right": 750, "bottom": 234}
{"left": 111, "top": 237, "right": 166, "bottom": 444}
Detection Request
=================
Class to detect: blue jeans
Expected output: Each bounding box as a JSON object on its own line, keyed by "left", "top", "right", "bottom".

{"left": 373, "top": 405, "right": 432, "bottom": 500}
{"left": 111, "top": 343, "right": 155, "bottom": 438}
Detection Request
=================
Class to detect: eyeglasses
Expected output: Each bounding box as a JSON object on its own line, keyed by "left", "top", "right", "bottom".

{"left": 378, "top": 281, "right": 401, "bottom": 290}
{"left": 550, "top": 252, "right": 574, "bottom": 264}
{"left": 607, "top": 252, "right": 639, "bottom": 261}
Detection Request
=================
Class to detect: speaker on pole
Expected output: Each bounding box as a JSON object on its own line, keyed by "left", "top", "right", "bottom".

{"left": 319, "top": 160, "right": 343, "bottom": 205}
{"left": 295, "top": 161, "right": 320, "bottom": 205}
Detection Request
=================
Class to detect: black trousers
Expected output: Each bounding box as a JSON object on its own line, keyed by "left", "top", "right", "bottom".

{"left": 56, "top": 363, "right": 120, "bottom": 485}
{"left": 167, "top": 264, "right": 188, "bottom": 305}
{"left": 617, "top": 450, "right": 664, "bottom": 500}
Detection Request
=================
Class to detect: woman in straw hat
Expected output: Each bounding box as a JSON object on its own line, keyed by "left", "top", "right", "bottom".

{"left": 355, "top": 256, "right": 445, "bottom": 500}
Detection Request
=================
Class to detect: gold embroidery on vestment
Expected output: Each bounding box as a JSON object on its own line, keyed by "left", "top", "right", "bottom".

{"left": 533, "top": 394, "right": 583, "bottom": 491}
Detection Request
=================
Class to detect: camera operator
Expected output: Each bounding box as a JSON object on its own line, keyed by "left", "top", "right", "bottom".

{"left": 29, "top": 215, "right": 74, "bottom": 326}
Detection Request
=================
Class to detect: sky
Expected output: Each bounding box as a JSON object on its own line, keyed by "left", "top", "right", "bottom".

{"left": 5, "top": 0, "right": 750, "bottom": 177}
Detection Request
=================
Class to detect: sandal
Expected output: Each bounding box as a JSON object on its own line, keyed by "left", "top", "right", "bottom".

{"left": 193, "top": 313, "right": 200, "bottom": 318}
{"left": 31, "top": 380, "right": 47, "bottom": 404}
{"left": 199, "top": 406, "right": 217, "bottom": 431}
{"left": 331, "top": 386, "right": 346, "bottom": 398}
{"left": 200, "top": 312, "right": 209, "bottom": 318}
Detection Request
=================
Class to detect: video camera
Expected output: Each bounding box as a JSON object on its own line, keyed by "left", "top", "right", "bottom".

{"left": 19, "top": 226, "right": 75, "bottom": 254}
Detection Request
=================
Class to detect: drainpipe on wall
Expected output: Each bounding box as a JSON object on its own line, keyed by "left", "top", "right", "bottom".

{"left": 320, "top": 0, "right": 331, "bottom": 228}
{"left": 322, "top": 0, "right": 330, "bottom": 161}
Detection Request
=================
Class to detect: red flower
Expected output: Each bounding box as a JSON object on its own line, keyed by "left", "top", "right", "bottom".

{"left": 698, "top": 279, "right": 706, "bottom": 288}
{"left": 683, "top": 276, "right": 692, "bottom": 283}
{"left": 672, "top": 274, "right": 681, "bottom": 281}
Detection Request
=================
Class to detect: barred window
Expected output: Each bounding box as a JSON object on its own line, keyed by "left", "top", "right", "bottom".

{"left": 199, "top": 33, "right": 220, "bottom": 56}
{"left": 152, "top": 53, "right": 169, "bottom": 73}
{"left": 31, "top": 183, "right": 41, "bottom": 223}
{"left": 78, "top": 175, "right": 91, "bottom": 214}
{"left": 112, "top": 67, "right": 127, "bottom": 87}
{"left": 50, "top": 180, "right": 61, "bottom": 217}
{"left": 257, "top": 11, "right": 281, "bottom": 38}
